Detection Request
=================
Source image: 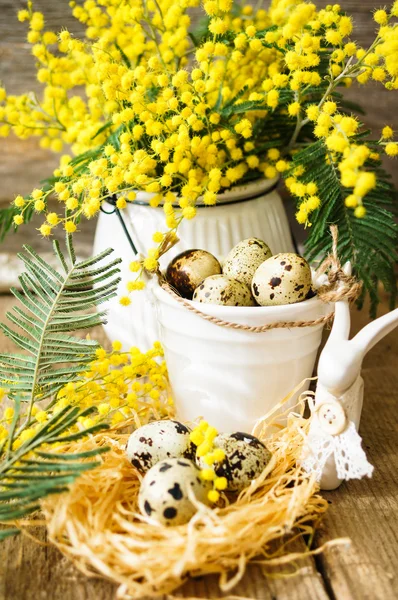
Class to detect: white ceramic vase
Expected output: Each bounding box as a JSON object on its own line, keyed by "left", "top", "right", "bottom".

{"left": 153, "top": 282, "right": 331, "bottom": 433}
{"left": 93, "top": 178, "right": 295, "bottom": 350}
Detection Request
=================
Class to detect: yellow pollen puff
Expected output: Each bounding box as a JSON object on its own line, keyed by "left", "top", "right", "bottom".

{"left": 307, "top": 195, "right": 320, "bottom": 210}
{"left": 382, "top": 126, "right": 393, "bottom": 139}
{"left": 353, "top": 171, "right": 376, "bottom": 196}
{"left": 339, "top": 116, "right": 358, "bottom": 136}
{"left": 265, "top": 165, "right": 277, "bottom": 179}
{"left": 205, "top": 426, "right": 218, "bottom": 441}
{"left": 385, "top": 142, "right": 398, "bottom": 156}
{"left": 213, "top": 448, "right": 226, "bottom": 462}
{"left": 267, "top": 89, "right": 279, "bottom": 109}
{"left": 13, "top": 215, "right": 24, "bottom": 226}
{"left": 306, "top": 182, "right": 318, "bottom": 195}
{"left": 245, "top": 25, "right": 256, "bottom": 37}
{"left": 267, "top": 148, "right": 280, "bottom": 161}
{"left": 32, "top": 188, "right": 43, "bottom": 200}
{"left": 323, "top": 101, "right": 337, "bottom": 115}
{"left": 306, "top": 105, "right": 319, "bottom": 121}
{"left": 182, "top": 206, "right": 196, "bottom": 219}
{"left": 4, "top": 407, "right": 14, "bottom": 420}
{"left": 39, "top": 223, "right": 52, "bottom": 237}
{"left": 98, "top": 403, "right": 110, "bottom": 416}
{"left": 17, "top": 9, "right": 29, "bottom": 21}
{"left": 326, "top": 133, "right": 349, "bottom": 153}
{"left": 200, "top": 468, "right": 216, "bottom": 481}
{"left": 143, "top": 257, "right": 158, "bottom": 272}
{"left": 203, "top": 453, "right": 216, "bottom": 465}
{"left": 47, "top": 212, "right": 60, "bottom": 226}
{"left": 66, "top": 198, "right": 78, "bottom": 210}
{"left": 190, "top": 430, "right": 205, "bottom": 446}
{"left": 197, "top": 441, "right": 212, "bottom": 457}
{"left": 354, "top": 205, "right": 367, "bottom": 218}
{"left": 373, "top": 9, "right": 388, "bottom": 25}
{"left": 276, "top": 159, "right": 288, "bottom": 172}
{"left": 345, "top": 194, "right": 359, "bottom": 208}
{"left": 288, "top": 102, "right": 300, "bottom": 117}
{"left": 116, "top": 197, "right": 127, "bottom": 209}
{"left": 119, "top": 296, "right": 131, "bottom": 306}
{"left": 14, "top": 195, "right": 25, "bottom": 208}
{"left": 208, "top": 489, "right": 220, "bottom": 503}
{"left": 35, "top": 410, "right": 48, "bottom": 423}
{"left": 64, "top": 221, "right": 76, "bottom": 233}
{"left": 214, "top": 476, "right": 228, "bottom": 490}
{"left": 372, "top": 67, "right": 386, "bottom": 81}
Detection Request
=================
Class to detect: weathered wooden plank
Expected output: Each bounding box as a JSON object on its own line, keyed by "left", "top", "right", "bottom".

{"left": 0, "top": 529, "right": 330, "bottom": 600}
{"left": 0, "top": 528, "right": 117, "bottom": 600}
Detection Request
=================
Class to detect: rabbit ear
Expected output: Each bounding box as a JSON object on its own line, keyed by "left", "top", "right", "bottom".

{"left": 328, "top": 300, "right": 351, "bottom": 342}
{"left": 351, "top": 308, "right": 398, "bottom": 356}
{"left": 326, "top": 261, "right": 353, "bottom": 343}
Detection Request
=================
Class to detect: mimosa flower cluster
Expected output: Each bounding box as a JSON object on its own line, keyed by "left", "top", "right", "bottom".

{"left": 0, "top": 342, "right": 171, "bottom": 450}
{"left": 0, "top": 0, "right": 397, "bottom": 303}
{"left": 190, "top": 420, "right": 228, "bottom": 503}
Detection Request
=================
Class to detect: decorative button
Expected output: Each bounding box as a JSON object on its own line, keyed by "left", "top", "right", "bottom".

{"left": 316, "top": 402, "right": 347, "bottom": 435}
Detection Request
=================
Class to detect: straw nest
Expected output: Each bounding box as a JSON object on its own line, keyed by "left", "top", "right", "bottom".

{"left": 41, "top": 406, "right": 331, "bottom": 599}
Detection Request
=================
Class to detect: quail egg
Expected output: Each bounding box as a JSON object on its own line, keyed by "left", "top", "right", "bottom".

{"left": 166, "top": 249, "right": 222, "bottom": 299}
{"left": 251, "top": 253, "right": 312, "bottom": 306}
{"left": 126, "top": 420, "right": 195, "bottom": 474}
{"left": 223, "top": 238, "right": 272, "bottom": 287}
{"left": 138, "top": 458, "right": 211, "bottom": 526}
{"left": 198, "top": 432, "right": 272, "bottom": 492}
{"left": 193, "top": 274, "right": 255, "bottom": 306}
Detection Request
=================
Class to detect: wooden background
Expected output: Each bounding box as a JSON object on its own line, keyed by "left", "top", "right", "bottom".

{"left": 0, "top": 0, "right": 397, "bottom": 209}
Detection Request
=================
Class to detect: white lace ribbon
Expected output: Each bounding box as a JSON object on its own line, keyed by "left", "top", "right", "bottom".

{"left": 301, "top": 420, "right": 373, "bottom": 481}
{"left": 301, "top": 377, "right": 374, "bottom": 482}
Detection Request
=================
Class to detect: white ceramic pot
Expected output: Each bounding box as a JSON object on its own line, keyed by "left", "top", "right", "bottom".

{"left": 93, "top": 178, "right": 295, "bottom": 350}
{"left": 152, "top": 282, "right": 331, "bottom": 433}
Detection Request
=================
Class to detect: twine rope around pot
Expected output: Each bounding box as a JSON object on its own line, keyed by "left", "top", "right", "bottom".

{"left": 158, "top": 226, "right": 362, "bottom": 333}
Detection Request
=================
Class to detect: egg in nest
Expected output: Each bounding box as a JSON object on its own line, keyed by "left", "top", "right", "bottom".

{"left": 193, "top": 274, "right": 255, "bottom": 306}
{"left": 223, "top": 238, "right": 272, "bottom": 287}
{"left": 126, "top": 420, "right": 195, "bottom": 474}
{"left": 198, "top": 432, "right": 272, "bottom": 492}
{"left": 252, "top": 253, "right": 313, "bottom": 306}
{"left": 138, "top": 458, "right": 211, "bottom": 526}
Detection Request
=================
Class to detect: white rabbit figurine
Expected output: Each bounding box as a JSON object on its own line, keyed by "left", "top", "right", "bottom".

{"left": 302, "top": 261, "right": 398, "bottom": 490}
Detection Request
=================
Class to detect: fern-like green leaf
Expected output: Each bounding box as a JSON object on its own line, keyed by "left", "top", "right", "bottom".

{"left": 0, "top": 404, "right": 109, "bottom": 524}
{"left": 288, "top": 140, "right": 398, "bottom": 316}
{"left": 0, "top": 237, "right": 120, "bottom": 533}
{"left": 0, "top": 241, "right": 121, "bottom": 407}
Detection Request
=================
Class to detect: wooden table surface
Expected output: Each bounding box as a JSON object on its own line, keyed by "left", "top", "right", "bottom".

{"left": 0, "top": 289, "right": 396, "bottom": 600}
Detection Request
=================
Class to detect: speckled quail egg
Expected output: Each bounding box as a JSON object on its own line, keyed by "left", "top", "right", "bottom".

{"left": 222, "top": 238, "right": 272, "bottom": 287}
{"left": 126, "top": 420, "right": 195, "bottom": 474}
{"left": 138, "top": 458, "right": 211, "bottom": 526}
{"left": 166, "top": 249, "right": 222, "bottom": 299}
{"left": 193, "top": 274, "right": 255, "bottom": 306}
{"left": 251, "top": 253, "right": 312, "bottom": 306}
{"left": 198, "top": 432, "right": 272, "bottom": 492}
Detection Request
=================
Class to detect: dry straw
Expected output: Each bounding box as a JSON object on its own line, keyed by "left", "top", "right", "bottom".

{"left": 41, "top": 394, "right": 341, "bottom": 599}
